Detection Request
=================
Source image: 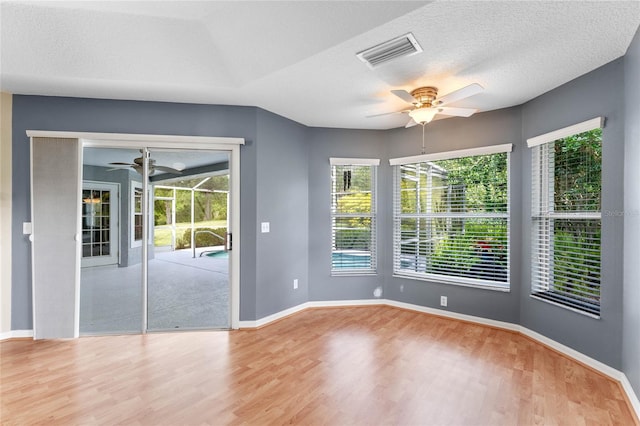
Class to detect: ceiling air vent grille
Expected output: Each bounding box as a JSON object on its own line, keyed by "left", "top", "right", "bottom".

{"left": 356, "top": 33, "right": 423, "bottom": 69}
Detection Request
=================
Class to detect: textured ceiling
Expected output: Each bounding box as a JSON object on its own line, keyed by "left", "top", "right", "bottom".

{"left": 1, "top": 1, "right": 639, "bottom": 130}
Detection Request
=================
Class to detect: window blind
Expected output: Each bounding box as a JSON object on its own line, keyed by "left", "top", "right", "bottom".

{"left": 530, "top": 126, "right": 602, "bottom": 316}
{"left": 330, "top": 162, "right": 377, "bottom": 274}
{"left": 392, "top": 148, "right": 510, "bottom": 289}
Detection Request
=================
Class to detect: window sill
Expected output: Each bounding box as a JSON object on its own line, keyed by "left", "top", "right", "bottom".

{"left": 530, "top": 292, "right": 600, "bottom": 319}
{"left": 392, "top": 272, "right": 510, "bottom": 292}
{"left": 331, "top": 270, "right": 377, "bottom": 277}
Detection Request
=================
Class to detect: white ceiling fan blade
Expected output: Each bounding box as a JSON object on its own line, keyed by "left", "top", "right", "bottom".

{"left": 172, "top": 162, "right": 186, "bottom": 171}
{"left": 154, "top": 166, "right": 183, "bottom": 175}
{"left": 437, "top": 83, "right": 484, "bottom": 106}
{"left": 391, "top": 89, "right": 418, "bottom": 104}
{"left": 366, "top": 109, "right": 411, "bottom": 118}
{"left": 437, "top": 106, "right": 478, "bottom": 117}
{"left": 106, "top": 166, "right": 130, "bottom": 172}
{"left": 405, "top": 118, "right": 418, "bottom": 128}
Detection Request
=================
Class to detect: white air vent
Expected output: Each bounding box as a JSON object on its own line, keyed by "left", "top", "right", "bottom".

{"left": 356, "top": 33, "right": 423, "bottom": 69}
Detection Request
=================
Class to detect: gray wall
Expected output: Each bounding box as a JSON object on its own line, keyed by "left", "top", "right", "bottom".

{"left": 623, "top": 27, "right": 640, "bottom": 397}
{"left": 520, "top": 59, "right": 625, "bottom": 369}
{"left": 383, "top": 108, "right": 523, "bottom": 324}
{"left": 254, "top": 109, "right": 309, "bottom": 318}
{"left": 307, "top": 128, "right": 388, "bottom": 301}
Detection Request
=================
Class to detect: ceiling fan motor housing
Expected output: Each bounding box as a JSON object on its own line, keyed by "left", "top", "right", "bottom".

{"left": 410, "top": 86, "right": 438, "bottom": 107}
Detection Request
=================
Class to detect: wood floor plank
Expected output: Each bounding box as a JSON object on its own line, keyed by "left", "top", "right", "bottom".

{"left": 1, "top": 306, "right": 637, "bottom": 425}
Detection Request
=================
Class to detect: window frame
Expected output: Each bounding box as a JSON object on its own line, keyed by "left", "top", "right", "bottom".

{"left": 329, "top": 158, "right": 379, "bottom": 276}
{"left": 130, "top": 180, "right": 153, "bottom": 248}
{"left": 390, "top": 144, "right": 512, "bottom": 291}
{"left": 527, "top": 117, "right": 604, "bottom": 318}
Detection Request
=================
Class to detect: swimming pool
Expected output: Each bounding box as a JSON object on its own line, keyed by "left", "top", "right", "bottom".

{"left": 332, "top": 251, "right": 372, "bottom": 269}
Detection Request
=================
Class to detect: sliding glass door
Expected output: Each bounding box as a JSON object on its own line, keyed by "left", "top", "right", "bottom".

{"left": 79, "top": 146, "right": 233, "bottom": 334}
{"left": 27, "top": 130, "right": 241, "bottom": 338}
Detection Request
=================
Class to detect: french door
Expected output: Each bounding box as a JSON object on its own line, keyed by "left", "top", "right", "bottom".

{"left": 81, "top": 182, "right": 119, "bottom": 268}
{"left": 28, "top": 131, "right": 242, "bottom": 338}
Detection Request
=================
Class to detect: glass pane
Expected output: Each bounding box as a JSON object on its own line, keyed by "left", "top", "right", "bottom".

{"left": 147, "top": 150, "right": 231, "bottom": 330}
{"left": 431, "top": 153, "right": 508, "bottom": 213}
{"left": 80, "top": 147, "right": 142, "bottom": 335}
{"left": 397, "top": 217, "right": 508, "bottom": 283}
{"left": 134, "top": 215, "right": 143, "bottom": 241}
{"left": 552, "top": 219, "right": 601, "bottom": 302}
{"left": 332, "top": 165, "right": 372, "bottom": 214}
{"left": 331, "top": 216, "right": 372, "bottom": 270}
{"left": 553, "top": 129, "right": 602, "bottom": 212}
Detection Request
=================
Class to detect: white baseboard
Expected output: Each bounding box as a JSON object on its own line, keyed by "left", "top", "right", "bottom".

{"left": 240, "top": 298, "right": 639, "bottom": 420}
{"left": 238, "top": 299, "right": 386, "bottom": 329}
{"left": 621, "top": 374, "right": 640, "bottom": 422}
{"left": 0, "top": 329, "right": 33, "bottom": 340}
{"left": 307, "top": 299, "right": 386, "bottom": 308}
{"left": 517, "top": 326, "right": 623, "bottom": 378}
{"left": 238, "top": 302, "right": 312, "bottom": 329}
{"left": 384, "top": 299, "right": 521, "bottom": 332}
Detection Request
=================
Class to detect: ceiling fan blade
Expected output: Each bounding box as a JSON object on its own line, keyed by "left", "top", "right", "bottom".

{"left": 437, "top": 83, "right": 484, "bottom": 106}
{"left": 366, "top": 109, "right": 412, "bottom": 118}
{"left": 106, "top": 167, "right": 130, "bottom": 172}
{"left": 154, "top": 166, "right": 183, "bottom": 175}
{"left": 108, "top": 162, "right": 135, "bottom": 166}
{"left": 405, "top": 118, "right": 418, "bottom": 128}
{"left": 437, "top": 106, "right": 478, "bottom": 117}
{"left": 391, "top": 89, "right": 418, "bottom": 104}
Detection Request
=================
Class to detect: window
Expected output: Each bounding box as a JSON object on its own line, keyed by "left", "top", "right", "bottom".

{"left": 529, "top": 118, "right": 603, "bottom": 317}
{"left": 131, "top": 182, "right": 143, "bottom": 248}
{"left": 391, "top": 145, "right": 512, "bottom": 290}
{"left": 330, "top": 158, "right": 379, "bottom": 274}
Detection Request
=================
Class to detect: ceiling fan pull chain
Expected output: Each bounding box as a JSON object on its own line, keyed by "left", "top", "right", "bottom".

{"left": 421, "top": 123, "right": 426, "bottom": 154}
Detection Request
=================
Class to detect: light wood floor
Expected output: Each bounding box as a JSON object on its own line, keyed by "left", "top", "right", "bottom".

{"left": 1, "top": 306, "right": 637, "bottom": 425}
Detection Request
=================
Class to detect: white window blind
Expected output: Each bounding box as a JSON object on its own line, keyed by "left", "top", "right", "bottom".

{"left": 330, "top": 161, "right": 377, "bottom": 274}
{"left": 392, "top": 146, "right": 511, "bottom": 290}
{"left": 530, "top": 125, "right": 602, "bottom": 316}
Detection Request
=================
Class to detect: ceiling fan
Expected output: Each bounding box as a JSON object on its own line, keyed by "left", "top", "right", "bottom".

{"left": 108, "top": 152, "right": 183, "bottom": 176}
{"left": 372, "top": 83, "right": 484, "bottom": 127}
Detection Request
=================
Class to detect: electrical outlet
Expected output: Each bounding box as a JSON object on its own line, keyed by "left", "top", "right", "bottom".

{"left": 440, "top": 296, "right": 448, "bottom": 307}
{"left": 293, "top": 279, "right": 298, "bottom": 289}
{"left": 261, "top": 222, "right": 270, "bottom": 233}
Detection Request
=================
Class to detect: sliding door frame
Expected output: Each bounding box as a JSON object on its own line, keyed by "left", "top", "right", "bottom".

{"left": 27, "top": 130, "right": 244, "bottom": 332}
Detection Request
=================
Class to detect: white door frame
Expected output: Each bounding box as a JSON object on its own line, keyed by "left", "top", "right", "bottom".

{"left": 27, "top": 130, "right": 244, "bottom": 331}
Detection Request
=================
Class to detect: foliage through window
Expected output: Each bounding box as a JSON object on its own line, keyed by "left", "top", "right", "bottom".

{"left": 392, "top": 148, "right": 510, "bottom": 289}
{"left": 330, "top": 160, "right": 377, "bottom": 274}
{"left": 530, "top": 126, "right": 602, "bottom": 316}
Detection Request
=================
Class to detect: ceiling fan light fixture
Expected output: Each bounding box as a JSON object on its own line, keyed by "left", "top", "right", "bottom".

{"left": 409, "top": 108, "right": 438, "bottom": 124}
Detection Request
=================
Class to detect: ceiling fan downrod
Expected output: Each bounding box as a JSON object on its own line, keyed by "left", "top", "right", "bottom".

{"left": 421, "top": 121, "right": 426, "bottom": 154}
